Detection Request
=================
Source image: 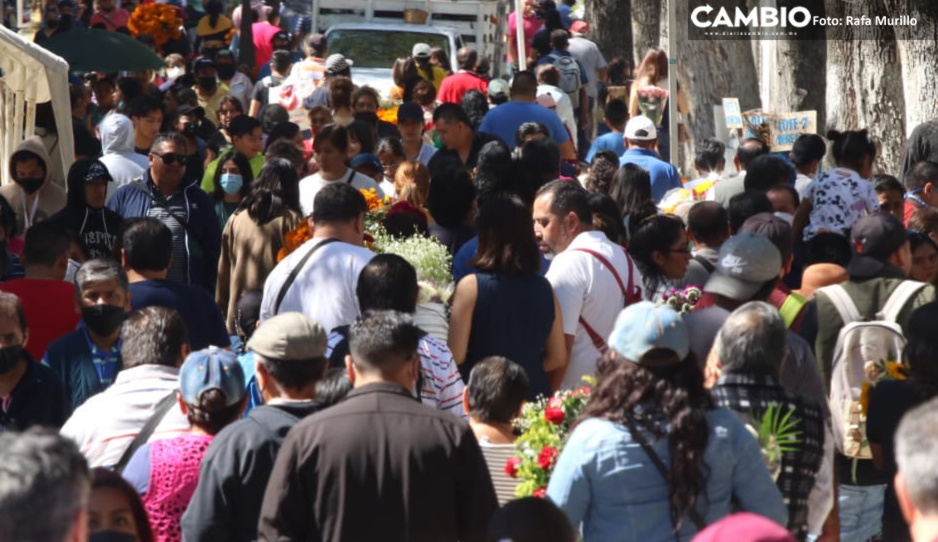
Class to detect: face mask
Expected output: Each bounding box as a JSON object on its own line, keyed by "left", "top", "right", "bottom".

{"left": 167, "top": 67, "right": 185, "bottom": 79}
{"left": 0, "top": 345, "right": 24, "bottom": 374}
{"left": 82, "top": 305, "right": 126, "bottom": 337}
{"left": 89, "top": 532, "right": 138, "bottom": 542}
{"left": 216, "top": 64, "right": 236, "bottom": 80}
{"left": 15, "top": 177, "right": 43, "bottom": 194}
{"left": 198, "top": 76, "right": 217, "bottom": 91}
{"left": 774, "top": 211, "right": 794, "bottom": 225}
{"left": 220, "top": 173, "right": 243, "bottom": 195}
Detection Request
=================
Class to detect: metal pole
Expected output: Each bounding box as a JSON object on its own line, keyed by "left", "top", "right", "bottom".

{"left": 16, "top": 0, "right": 23, "bottom": 30}
{"left": 667, "top": 0, "right": 678, "bottom": 164}
{"left": 514, "top": 0, "right": 525, "bottom": 71}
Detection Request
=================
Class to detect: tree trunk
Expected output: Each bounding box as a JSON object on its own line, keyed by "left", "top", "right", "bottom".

{"left": 765, "top": 0, "right": 827, "bottom": 130}
{"left": 631, "top": 0, "right": 660, "bottom": 66}
{"left": 238, "top": 0, "right": 255, "bottom": 70}
{"left": 825, "top": 0, "right": 905, "bottom": 174}
{"left": 882, "top": 0, "right": 938, "bottom": 138}
{"left": 672, "top": 0, "right": 761, "bottom": 173}
{"left": 585, "top": 0, "right": 632, "bottom": 70}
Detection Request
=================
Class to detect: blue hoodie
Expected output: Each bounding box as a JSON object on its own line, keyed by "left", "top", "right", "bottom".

{"left": 107, "top": 169, "right": 221, "bottom": 293}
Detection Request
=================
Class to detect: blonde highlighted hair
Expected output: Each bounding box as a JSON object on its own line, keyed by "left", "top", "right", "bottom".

{"left": 394, "top": 161, "right": 430, "bottom": 208}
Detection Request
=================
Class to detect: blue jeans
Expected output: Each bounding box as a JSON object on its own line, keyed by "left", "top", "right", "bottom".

{"left": 839, "top": 483, "right": 886, "bottom": 542}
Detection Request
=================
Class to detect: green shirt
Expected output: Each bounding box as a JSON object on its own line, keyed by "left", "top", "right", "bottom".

{"left": 200, "top": 152, "right": 265, "bottom": 193}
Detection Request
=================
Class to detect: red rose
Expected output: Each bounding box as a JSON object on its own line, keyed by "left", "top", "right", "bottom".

{"left": 544, "top": 407, "right": 565, "bottom": 425}
{"left": 504, "top": 456, "right": 522, "bottom": 478}
{"left": 537, "top": 446, "right": 559, "bottom": 470}
{"left": 532, "top": 487, "right": 547, "bottom": 498}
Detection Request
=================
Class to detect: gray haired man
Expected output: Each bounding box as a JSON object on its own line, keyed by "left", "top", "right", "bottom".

{"left": 0, "top": 429, "right": 91, "bottom": 542}
{"left": 709, "top": 301, "right": 827, "bottom": 539}
{"left": 895, "top": 397, "right": 938, "bottom": 542}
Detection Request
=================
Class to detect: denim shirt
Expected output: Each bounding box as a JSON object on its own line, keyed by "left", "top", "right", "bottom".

{"left": 547, "top": 408, "right": 787, "bottom": 542}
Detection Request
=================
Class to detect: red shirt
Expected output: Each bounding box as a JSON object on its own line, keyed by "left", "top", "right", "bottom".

{"left": 904, "top": 199, "right": 924, "bottom": 227}
{"left": 90, "top": 8, "right": 130, "bottom": 31}
{"left": 252, "top": 22, "right": 281, "bottom": 68}
{"left": 436, "top": 71, "right": 488, "bottom": 104}
{"left": 0, "top": 278, "right": 80, "bottom": 360}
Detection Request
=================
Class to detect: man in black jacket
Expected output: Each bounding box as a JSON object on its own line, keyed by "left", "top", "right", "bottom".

{"left": 180, "top": 312, "right": 329, "bottom": 542}
{"left": 257, "top": 310, "right": 497, "bottom": 542}
{"left": 50, "top": 158, "right": 122, "bottom": 259}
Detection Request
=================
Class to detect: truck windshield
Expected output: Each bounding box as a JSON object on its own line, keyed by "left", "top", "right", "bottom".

{"left": 327, "top": 30, "right": 450, "bottom": 69}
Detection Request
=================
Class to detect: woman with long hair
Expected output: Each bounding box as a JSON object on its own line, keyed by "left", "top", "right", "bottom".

{"left": 868, "top": 302, "right": 938, "bottom": 542}
{"left": 328, "top": 77, "right": 355, "bottom": 126}
{"left": 209, "top": 150, "right": 254, "bottom": 231}
{"left": 628, "top": 214, "right": 692, "bottom": 302}
{"left": 216, "top": 158, "right": 303, "bottom": 332}
{"left": 547, "top": 302, "right": 786, "bottom": 541}
{"left": 628, "top": 47, "right": 671, "bottom": 160}
{"left": 214, "top": 95, "right": 244, "bottom": 145}
{"left": 89, "top": 467, "right": 154, "bottom": 542}
{"left": 448, "top": 196, "right": 567, "bottom": 399}
{"left": 609, "top": 163, "right": 657, "bottom": 244}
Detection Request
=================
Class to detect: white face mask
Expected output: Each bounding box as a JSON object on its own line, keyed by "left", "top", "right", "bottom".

{"left": 167, "top": 67, "right": 185, "bottom": 79}
{"left": 65, "top": 258, "right": 81, "bottom": 284}
{"left": 773, "top": 211, "right": 794, "bottom": 225}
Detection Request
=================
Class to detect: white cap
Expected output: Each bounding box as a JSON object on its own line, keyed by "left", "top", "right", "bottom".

{"left": 412, "top": 43, "right": 431, "bottom": 58}
{"left": 624, "top": 115, "right": 658, "bottom": 141}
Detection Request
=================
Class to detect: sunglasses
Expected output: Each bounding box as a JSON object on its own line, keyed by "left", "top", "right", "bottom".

{"left": 151, "top": 152, "right": 188, "bottom": 166}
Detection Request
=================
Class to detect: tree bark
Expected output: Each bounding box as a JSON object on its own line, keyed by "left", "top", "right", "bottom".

{"left": 631, "top": 0, "right": 660, "bottom": 66}
{"left": 672, "top": 0, "right": 761, "bottom": 173}
{"left": 881, "top": 0, "right": 938, "bottom": 137}
{"left": 824, "top": 0, "right": 905, "bottom": 174}
{"left": 585, "top": 0, "right": 633, "bottom": 70}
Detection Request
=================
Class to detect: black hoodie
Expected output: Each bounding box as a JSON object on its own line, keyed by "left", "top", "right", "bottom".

{"left": 50, "top": 158, "right": 123, "bottom": 259}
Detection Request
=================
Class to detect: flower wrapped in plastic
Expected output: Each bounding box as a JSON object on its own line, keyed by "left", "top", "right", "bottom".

{"left": 371, "top": 227, "right": 453, "bottom": 304}
{"left": 507, "top": 381, "right": 592, "bottom": 497}
{"left": 636, "top": 85, "right": 669, "bottom": 126}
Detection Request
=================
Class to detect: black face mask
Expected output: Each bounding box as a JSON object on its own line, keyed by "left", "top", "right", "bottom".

{"left": 15, "top": 177, "right": 43, "bottom": 194}
{"left": 199, "top": 76, "right": 217, "bottom": 91}
{"left": 216, "top": 64, "right": 236, "bottom": 80}
{"left": 0, "top": 345, "right": 24, "bottom": 374}
{"left": 89, "top": 531, "right": 137, "bottom": 542}
{"left": 82, "top": 305, "right": 126, "bottom": 337}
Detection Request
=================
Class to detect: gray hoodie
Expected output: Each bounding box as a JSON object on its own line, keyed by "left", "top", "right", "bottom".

{"left": 98, "top": 113, "right": 148, "bottom": 200}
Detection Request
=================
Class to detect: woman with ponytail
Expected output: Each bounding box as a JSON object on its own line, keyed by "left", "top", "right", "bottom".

{"left": 792, "top": 129, "right": 879, "bottom": 246}
{"left": 547, "top": 302, "right": 786, "bottom": 541}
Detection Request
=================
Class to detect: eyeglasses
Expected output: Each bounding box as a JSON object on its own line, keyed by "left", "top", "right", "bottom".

{"left": 666, "top": 241, "right": 693, "bottom": 255}
{"left": 151, "top": 152, "right": 188, "bottom": 166}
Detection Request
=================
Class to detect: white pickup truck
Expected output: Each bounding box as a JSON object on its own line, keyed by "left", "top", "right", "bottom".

{"left": 288, "top": 0, "right": 508, "bottom": 97}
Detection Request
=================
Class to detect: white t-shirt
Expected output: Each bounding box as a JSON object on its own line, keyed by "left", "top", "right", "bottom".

{"left": 259, "top": 237, "right": 374, "bottom": 333}
{"left": 546, "top": 231, "right": 643, "bottom": 388}
{"left": 298, "top": 168, "right": 385, "bottom": 217}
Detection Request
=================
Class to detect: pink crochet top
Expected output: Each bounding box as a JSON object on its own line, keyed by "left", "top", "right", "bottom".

{"left": 144, "top": 434, "right": 214, "bottom": 542}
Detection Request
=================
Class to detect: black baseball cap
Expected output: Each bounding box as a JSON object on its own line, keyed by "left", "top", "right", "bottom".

{"left": 397, "top": 101, "right": 423, "bottom": 123}
{"left": 847, "top": 211, "right": 908, "bottom": 277}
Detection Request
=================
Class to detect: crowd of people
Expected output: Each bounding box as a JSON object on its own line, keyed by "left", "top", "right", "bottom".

{"left": 5, "top": 0, "right": 938, "bottom": 541}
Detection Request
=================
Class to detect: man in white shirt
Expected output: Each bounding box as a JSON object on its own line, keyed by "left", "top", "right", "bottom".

{"left": 533, "top": 180, "right": 643, "bottom": 388}
{"left": 60, "top": 306, "right": 191, "bottom": 469}
{"left": 260, "top": 183, "right": 374, "bottom": 333}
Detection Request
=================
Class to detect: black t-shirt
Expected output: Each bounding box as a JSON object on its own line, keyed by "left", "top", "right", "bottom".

{"left": 427, "top": 131, "right": 499, "bottom": 179}
{"left": 251, "top": 75, "right": 284, "bottom": 106}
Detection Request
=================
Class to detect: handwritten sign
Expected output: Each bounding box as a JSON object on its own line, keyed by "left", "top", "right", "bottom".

{"left": 770, "top": 111, "right": 817, "bottom": 152}
{"left": 722, "top": 98, "right": 743, "bottom": 129}
{"left": 742, "top": 110, "right": 817, "bottom": 152}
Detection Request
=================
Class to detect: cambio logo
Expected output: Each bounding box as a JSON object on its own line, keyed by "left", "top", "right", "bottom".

{"left": 691, "top": 4, "right": 812, "bottom": 28}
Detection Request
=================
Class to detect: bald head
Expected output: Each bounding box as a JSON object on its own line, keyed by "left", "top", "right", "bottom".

{"left": 457, "top": 47, "right": 478, "bottom": 71}
{"left": 796, "top": 263, "right": 849, "bottom": 299}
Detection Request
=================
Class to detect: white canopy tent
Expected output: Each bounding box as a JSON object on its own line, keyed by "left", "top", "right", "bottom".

{"left": 0, "top": 23, "right": 73, "bottom": 186}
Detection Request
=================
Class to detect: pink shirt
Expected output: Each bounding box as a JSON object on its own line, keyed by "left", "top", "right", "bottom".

{"left": 506, "top": 11, "right": 542, "bottom": 59}
{"left": 90, "top": 7, "right": 130, "bottom": 30}
{"left": 252, "top": 21, "right": 281, "bottom": 68}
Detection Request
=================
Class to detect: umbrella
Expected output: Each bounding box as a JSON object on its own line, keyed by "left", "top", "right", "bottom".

{"left": 42, "top": 29, "right": 164, "bottom": 73}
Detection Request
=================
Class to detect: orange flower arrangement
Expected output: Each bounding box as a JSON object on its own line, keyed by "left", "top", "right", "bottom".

{"left": 377, "top": 107, "right": 398, "bottom": 125}
{"left": 277, "top": 221, "right": 312, "bottom": 262}
{"left": 128, "top": 3, "right": 183, "bottom": 51}
{"left": 361, "top": 188, "right": 387, "bottom": 212}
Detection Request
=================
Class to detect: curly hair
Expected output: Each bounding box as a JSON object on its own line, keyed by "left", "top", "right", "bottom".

{"left": 578, "top": 351, "right": 712, "bottom": 533}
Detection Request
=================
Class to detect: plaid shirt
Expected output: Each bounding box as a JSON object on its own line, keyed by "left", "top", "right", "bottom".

{"left": 711, "top": 372, "right": 825, "bottom": 540}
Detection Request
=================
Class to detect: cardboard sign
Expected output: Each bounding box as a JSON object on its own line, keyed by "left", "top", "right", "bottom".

{"left": 770, "top": 111, "right": 817, "bottom": 152}
{"left": 722, "top": 98, "right": 743, "bottom": 129}
{"left": 742, "top": 110, "right": 817, "bottom": 152}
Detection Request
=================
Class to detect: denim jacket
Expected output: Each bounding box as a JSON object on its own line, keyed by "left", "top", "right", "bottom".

{"left": 546, "top": 408, "right": 787, "bottom": 542}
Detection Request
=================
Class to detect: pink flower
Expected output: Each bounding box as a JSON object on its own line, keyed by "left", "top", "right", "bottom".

{"left": 544, "top": 407, "right": 565, "bottom": 425}
{"left": 537, "top": 446, "right": 559, "bottom": 470}
{"left": 504, "top": 456, "right": 522, "bottom": 478}
{"left": 533, "top": 487, "right": 547, "bottom": 498}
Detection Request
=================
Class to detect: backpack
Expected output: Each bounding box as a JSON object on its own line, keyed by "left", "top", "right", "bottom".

{"left": 822, "top": 280, "right": 926, "bottom": 459}
{"left": 570, "top": 247, "right": 643, "bottom": 354}
{"left": 549, "top": 53, "right": 582, "bottom": 103}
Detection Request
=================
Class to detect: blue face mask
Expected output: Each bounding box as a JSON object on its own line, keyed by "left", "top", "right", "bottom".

{"left": 220, "top": 173, "right": 243, "bottom": 195}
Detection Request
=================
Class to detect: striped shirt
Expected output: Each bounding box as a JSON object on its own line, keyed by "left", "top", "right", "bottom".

{"left": 479, "top": 438, "right": 520, "bottom": 505}
{"left": 325, "top": 331, "right": 466, "bottom": 418}
{"left": 83, "top": 328, "right": 121, "bottom": 387}
{"left": 146, "top": 185, "right": 189, "bottom": 284}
